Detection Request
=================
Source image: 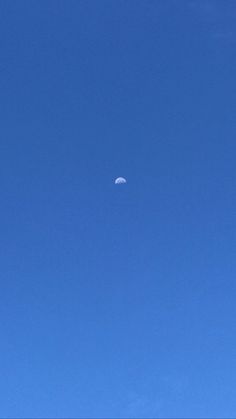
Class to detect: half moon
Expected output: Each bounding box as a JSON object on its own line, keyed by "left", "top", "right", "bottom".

{"left": 115, "top": 177, "right": 127, "bottom": 184}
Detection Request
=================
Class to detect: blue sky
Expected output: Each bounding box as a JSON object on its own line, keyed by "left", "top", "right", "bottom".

{"left": 1, "top": 1, "right": 236, "bottom": 417}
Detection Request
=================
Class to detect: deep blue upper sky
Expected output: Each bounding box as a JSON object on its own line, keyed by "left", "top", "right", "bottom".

{"left": 1, "top": 1, "right": 236, "bottom": 417}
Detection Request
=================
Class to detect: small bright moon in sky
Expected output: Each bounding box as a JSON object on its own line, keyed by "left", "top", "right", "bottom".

{"left": 115, "top": 177, "right": 127, "bottom": 184}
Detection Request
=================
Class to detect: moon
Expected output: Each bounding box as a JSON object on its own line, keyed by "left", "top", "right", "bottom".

{"left": 115, "top": 177, "right": 127, "bottom": 184}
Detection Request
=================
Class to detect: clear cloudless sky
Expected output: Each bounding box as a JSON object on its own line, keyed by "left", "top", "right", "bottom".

{"left": 1, "top": 1, "right": 236, "bottom": 417}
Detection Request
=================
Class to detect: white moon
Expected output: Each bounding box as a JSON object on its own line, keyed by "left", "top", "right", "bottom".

{"left": 115, "top": 177, "right": 127, "bottom": 184}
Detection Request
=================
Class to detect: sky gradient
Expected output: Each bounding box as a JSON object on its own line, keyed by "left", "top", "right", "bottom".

{"left": 1, "top": 1, "right": 236, "bottom": 417}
